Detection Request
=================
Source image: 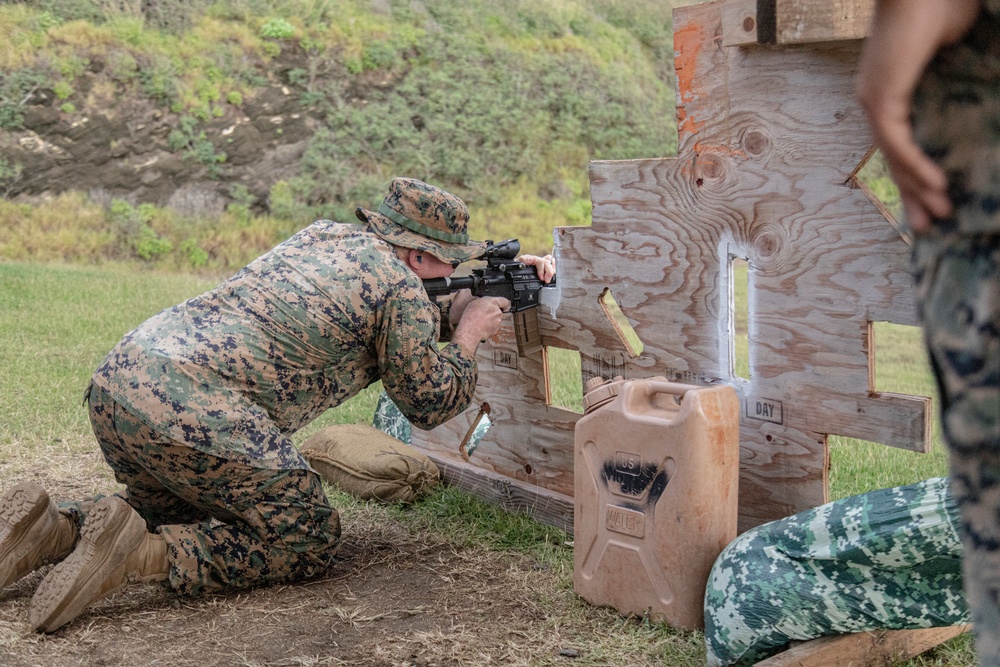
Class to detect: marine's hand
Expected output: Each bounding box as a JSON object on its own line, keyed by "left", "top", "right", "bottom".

{"left": 856, "top": 0, "right": 980, "bottom": 233}
{"left": 518, "top": 254, "right": 556, "bottom": 283}
{"left": 451, "top": 296, "right": 511, "bottom": 356}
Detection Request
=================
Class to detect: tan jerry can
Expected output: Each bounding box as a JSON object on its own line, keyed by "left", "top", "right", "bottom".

{"left": 573, "top": 377, "right": 740, "bottom": 630}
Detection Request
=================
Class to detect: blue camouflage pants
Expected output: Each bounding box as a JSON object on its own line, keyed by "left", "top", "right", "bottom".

{"left": 914, "top": 233, "right": 1000, "bottom": 664}
{"left": 63, "top": 384, "right": 341, "bottom": 595}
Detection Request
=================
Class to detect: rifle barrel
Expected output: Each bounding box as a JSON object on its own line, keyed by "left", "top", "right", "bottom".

{"left": 422, "top": 275, "right": 477, "bottom": 298}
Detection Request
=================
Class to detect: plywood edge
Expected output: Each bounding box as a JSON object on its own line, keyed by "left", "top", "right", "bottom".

{"left": 426, "top": 452, "right": 575, "bottom": 535}
{"left": 754, "top": 625, "right": 969, "bottom": 667}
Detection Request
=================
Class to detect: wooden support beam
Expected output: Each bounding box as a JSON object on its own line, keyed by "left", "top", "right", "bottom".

{"left": 754, "top": 625, "right": 969, "bottom": 667}
{"left": 723, "top": 0, "right": 874, "bottom": 46}
{"left": 425, "top": 452, "right": 575, "bottom": 534}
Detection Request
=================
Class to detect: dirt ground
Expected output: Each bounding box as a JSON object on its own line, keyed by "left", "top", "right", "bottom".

{"left": 0, "top": 453, "right": 695, "bottom": 667}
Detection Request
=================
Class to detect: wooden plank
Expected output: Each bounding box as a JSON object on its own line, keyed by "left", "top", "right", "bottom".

{"left": 411, "top": 320, "right": 582, "bottom": 500}
{"left": 425, "top": 451, "right": 575, "bottom": 534}
{"left": 753, "top": 0, "right": 874, "bottom": 45}
{"left": 754, "top": 625, "right": 969, "bottom": 667}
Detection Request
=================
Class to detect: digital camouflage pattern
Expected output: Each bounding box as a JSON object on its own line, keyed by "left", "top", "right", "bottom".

{"left": 70, "top": 384, "right": 341, "bottom": 594}
{"left": 911, "top": 2, "right": 1000, "bottom": 237}
{"left": 909, "top": 5, "right": 1000, "bottom": 664}
{"left": 76, "top": 219, "right": 478, "bottom": 594}
{"left": 913, "top": 235, "right": 1000, "bottom": 663}
{"left": 357, "top": 177, "right": 486, "bottom": 264}
{"left": 92, "top": 220, "right": 478, "bottom": 471}
{"left": 704, "top": 477, "right": 968, "bottom": 666}
{"left": 371, "top": 390, "right": 413, "bottom": 444}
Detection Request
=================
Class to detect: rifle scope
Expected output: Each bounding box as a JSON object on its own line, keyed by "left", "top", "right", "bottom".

{"left": 479, "top": 239, "right": 520, "bottom": 261}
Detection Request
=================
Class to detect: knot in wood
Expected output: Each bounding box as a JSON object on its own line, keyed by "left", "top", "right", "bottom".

{"left": 693, "top": 152, "right": 732, "bottom": 186}
{"left": 749, "top": 226, "right": 787, "bottom": 270}
{"left": 743, "top": 129, "right": 771, "bottom": 158}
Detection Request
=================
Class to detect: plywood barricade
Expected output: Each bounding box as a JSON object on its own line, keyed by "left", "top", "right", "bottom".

{"left": 410, "top": 0, "right": 970, "bottom": 660}
{"left": 414, "top": 0, "right": 931, "bottom": 534}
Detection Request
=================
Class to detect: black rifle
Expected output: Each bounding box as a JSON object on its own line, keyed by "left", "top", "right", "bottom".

{"left": 423, "top": 239, "right": 556, "bottom": 355}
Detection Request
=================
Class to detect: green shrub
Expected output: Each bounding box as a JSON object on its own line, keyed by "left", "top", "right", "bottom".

{"left": 135, "top": 230, "right": 173, "bottom": 260}
{"left": 167, "top": 115, "right": 227, "bottom": 178}
{"left": 0, "top": 158, "right": 23, "bottom": 197}
{"left": 138, "top": 55, "right": 178, "bottom": 107}
{"left": 106, "top": 49, "right": 138, "bottom": 82}
{"left": 108, "top": 199, "right": 174, "bottom": 261}
{"left": 259, "top": 17, "right": 294, "bottom": 39}
{"left": 53, "top": 80, "right": 73, "bottom": 100}
{"left": 360, "top": 40, "right": 398, "bottom": 71}
{"left": 179, "top": 238, "right": 209, "bottom": 268}
{"left": 0, "top": 70, "right": 47, "bottom": 130}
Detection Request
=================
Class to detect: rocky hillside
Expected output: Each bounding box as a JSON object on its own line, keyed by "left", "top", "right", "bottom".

{"left": 5, "top": 44, "right": 331, "bottom": 217}
{"left": 0, "top": 0, "right": 678, "bottom": 226}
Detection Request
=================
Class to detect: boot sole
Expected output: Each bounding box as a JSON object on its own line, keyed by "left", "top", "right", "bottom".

{"left": 0, "top": 483, "right": 53, "bottom": 589}
{"left": 29, "top": 496, "right": 145, "bottom": 633}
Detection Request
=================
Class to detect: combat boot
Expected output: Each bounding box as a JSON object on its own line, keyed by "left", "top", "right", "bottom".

{"left": 0, "top": 482, "right": 78, "bottom": 589}
{"left": 29, "top": 496, "right": 168, "bottom": 633}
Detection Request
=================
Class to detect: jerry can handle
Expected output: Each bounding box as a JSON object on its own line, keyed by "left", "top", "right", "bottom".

{"left": 644, "top": 380, "right": 702, "bottom": 397}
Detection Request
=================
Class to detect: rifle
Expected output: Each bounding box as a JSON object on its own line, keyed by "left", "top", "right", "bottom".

{"left": 423, "top": 239, "right": 556, "bottom": 355}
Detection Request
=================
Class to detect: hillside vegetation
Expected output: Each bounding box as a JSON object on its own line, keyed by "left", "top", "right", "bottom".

{"left": 0, "top": 0, "right": 677, "bottom": 271}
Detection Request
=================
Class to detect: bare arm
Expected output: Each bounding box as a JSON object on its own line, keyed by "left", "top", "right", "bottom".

{"left": 856, "top": 0, "right": 981, "bottom": 233}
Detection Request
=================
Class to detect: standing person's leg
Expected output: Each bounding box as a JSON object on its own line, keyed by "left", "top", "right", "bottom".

{"left": 915, "top": 234, "right": 1000, "bottom": 665}
{"left": 29, "top": 385, "right": 341, "bottom": 631}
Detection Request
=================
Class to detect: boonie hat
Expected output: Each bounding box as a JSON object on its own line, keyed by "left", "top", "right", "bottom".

{"left": 356, "top": 178, "right": 486, "bottom": 264}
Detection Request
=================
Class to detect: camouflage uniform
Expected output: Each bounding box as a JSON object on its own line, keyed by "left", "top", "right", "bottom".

{"left": 704, "top": 478, "right": 968, "bottom": 666}
{"left": 910, "top": 4, "right": 1000, "bottom": 663}
{"left": 79, "top": 220, "right": 478, "bottom": 594}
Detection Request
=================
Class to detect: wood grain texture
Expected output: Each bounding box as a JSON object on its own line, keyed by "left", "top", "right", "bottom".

{"left": 753, "top": 0, "right": 875, "bottom": 45}
{"left": 412, "top": 0, "right": 931, "bottom": 533}
{"left": 411, "top": 320, "right": 582, "bottom": 499}
{"left": 425, "top": 452, "right": 575, "bottom": 534}
{"left": 582, "top": 1, "right": 929, "bottom": 528}
{"left": 754, "top": 625, "right": 969, "bottom": 667}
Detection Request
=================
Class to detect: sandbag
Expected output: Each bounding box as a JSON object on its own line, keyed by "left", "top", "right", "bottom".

{"left": 300, "top": 424, "right": 439, "bottom": 503}
{"left": 704, "top": 477, "right": 968, "bottom": 666}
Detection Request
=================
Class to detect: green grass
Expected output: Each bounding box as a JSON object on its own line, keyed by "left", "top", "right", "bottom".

{"left": 0, "top": 262, "right": 217, "bottom": 445}
{"left": 0, "top": 260, "right": 971, "bottom": 665}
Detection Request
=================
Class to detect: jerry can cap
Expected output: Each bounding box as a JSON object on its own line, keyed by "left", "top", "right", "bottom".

{"left": 582, "top": 376, "right": 625, "bottom": 414}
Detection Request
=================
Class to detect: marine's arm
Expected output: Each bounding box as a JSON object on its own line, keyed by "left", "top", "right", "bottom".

{"left": 376, "top": 277, "right": 505, "bottom": 429}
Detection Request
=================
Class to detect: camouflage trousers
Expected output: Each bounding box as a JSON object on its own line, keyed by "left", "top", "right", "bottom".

{"left": 703, "top": 477, "right": 967, "bottom": 666}
{"left": 914, "top": 232, "right": 1000, "bottom": 665}
{"left": 61, "top": 384, "right": 341, "bottom": 595}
